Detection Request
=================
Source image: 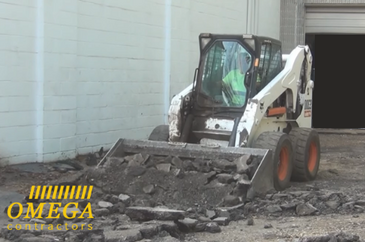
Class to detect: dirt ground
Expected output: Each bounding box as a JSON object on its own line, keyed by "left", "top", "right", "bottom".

{"left": 191, "top": 213, "right": 365, "bottom": 241}
{"left": 192, "top": 133, "right": 365, "bottom": 241}
{"left": 1, "top": 133, "right": 365, "bottom": 241}
{"left": 0, "top": 156, "right": 90, "bottom": 195}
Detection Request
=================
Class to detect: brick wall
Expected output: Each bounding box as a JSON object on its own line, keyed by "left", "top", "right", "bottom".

{"left": 0, "top": 0, "right": 281, "bottom": 165}
{"left": 0, "top": 1, "right": 38, "bottom": 165}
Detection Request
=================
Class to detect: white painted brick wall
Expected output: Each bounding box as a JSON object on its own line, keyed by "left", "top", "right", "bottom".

{"left": 258, "top": 0, "right": 281, "bottom": 39}
{"left": 0, "top": 1, "right": 38, "bottom": 165}
{"left": 0, "top": 0, "right": 281, "bottom": 165}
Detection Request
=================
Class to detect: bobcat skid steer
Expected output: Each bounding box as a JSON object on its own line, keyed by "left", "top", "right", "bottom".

{"left": 99, "top": 33, "right": 320, "bottom": 199}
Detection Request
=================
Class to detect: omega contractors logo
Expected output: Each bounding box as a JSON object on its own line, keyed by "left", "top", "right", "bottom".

{"left": 6, "top": 185, "right": 94, "bottom": 231}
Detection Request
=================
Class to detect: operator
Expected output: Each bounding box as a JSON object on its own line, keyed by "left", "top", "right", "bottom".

{"left": 221, "top": 52, "right": 250, "bottom": 106}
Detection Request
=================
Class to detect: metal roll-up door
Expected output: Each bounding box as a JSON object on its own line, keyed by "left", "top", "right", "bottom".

{"left": 305, "top": 6, "right": 365, "bottom": 34}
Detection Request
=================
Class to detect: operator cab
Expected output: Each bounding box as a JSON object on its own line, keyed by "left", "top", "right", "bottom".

{"left": 195, "top": 33, "right": 283, "bottom": 111}
{"left": 182, "top": 34, "right": 284, "bottom": 145}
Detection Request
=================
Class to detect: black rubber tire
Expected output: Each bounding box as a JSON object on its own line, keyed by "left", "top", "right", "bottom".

{"left": 289, "top": 128, "right": 321, "bottom": 182}
{"left": 253, "top": 132, "right": 294, "bottom": 191}
{"left": 148, "top": 125, "right": 169, "bottom": 141}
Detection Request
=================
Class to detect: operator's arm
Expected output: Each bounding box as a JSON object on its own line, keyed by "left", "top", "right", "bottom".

{"left": 221, "top": 71, "right": 235, "bottom": 101}
{"left": 213, "top": 71, "right": 231, "bottom": 90}
{"left": 222, "top": 70, "right": 233, "bottom": 86}
{"left": 256, "top": 75, "right": 261, "bottom": 89}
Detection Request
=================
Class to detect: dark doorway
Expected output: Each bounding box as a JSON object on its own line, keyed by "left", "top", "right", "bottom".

{"left": 305, "top": 34, "right": 364, "bottom": 129}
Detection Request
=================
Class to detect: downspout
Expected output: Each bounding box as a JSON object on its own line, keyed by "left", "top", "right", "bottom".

{"left": 246, "top": 0, "right": 251, "bottom": 33}
{"left": 254, "top": 0, "right": 259, "bottom": 35}
{"left": 36, "top": 0, "right": 44, "bottom": 162}
{"left": 163, "top": 0, "right": 172, "bottom": 124}
{"left": 294, "top": 3, "right": 298, "bottom": 47}
{"left": 246, "top": 0, "right": 257, "bottom": 34}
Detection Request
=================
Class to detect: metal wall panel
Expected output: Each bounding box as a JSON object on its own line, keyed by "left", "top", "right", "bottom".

{"left": 306, "top": 6, "right": 365, "bottom": 33}
{"left": 280, "top": 0, "right": 365, "bottom": 52}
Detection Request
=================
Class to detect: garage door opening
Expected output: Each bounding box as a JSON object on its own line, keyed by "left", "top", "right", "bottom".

{"left": 305, "top": 34, "right": 365, "bottom": 129}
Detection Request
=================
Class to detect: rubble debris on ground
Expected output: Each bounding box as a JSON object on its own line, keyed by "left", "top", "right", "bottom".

{"left": 86, "top": 152, "right": 365, "bottom": 218}
{"left": 86, "top": 153, "right": 261, "bottom": 211}
{"left": 1, "top": 150, "right": 365, "bottom": 242}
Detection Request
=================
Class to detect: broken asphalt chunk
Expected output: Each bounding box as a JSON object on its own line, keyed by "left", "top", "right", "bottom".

{"left": 212, "top": 159, "right": 237, "bottom": 172}
{"left": 125, "top": 207, "right": 185, "bottom": 221}
{"left": 176, "top": 218, "right": 199, "bottom": 232}
{"left": 198, "top": 216, "right": 211, "bottom": 222}
{"left": 280, "top": 202, "right": 299, "bottom": 210}
{"left": 139, "top": 224, "right": 160, "bottom": 239}
{"left": 266, "top": 205, "right": 282, "bottom": 213}
{"left": 296, "top": 203, "right": 318, "bottom": 216}
{"left": 156, "top": 163, "right": 171, "bottom": 172}
{"left": 205, "top": 210, "right": 216, "bottom": 219}
{"left": 172, "top": 168, "right": 184, "bottom": 179}
{"left": 98, "top": 201, "right": 113, "bottom": 208}
{"left": 355, "top": 200, "right": 365, "bottom": 206}
{"left": 223, "top": 195, "right": 240, "bottom": 207}
{"left": 194, "top": 222, "right": 207, "bottom": 232}
{"left": 205, "top": 222, "right": 221, "bottom": 233}
{"left": 125, "top": 153, "right": 145, "bottom": 164}
{"left": 171, "top": 156, "right": 183, "bottom": 169}
{"left": 125, "top": 166, "right": 146, "bottom": 177}
{"left": 143, "top": 184, "right": 155, "bottom": 195}
{"left": 326, "top": 200, "right": 341, "bottom": 210}
{"left": 193, "top": 159, "right": 212, "bottom": 173}
{"left": 212, "top": 217, "right": 230, "bottom": 226}
{"left": 94, "top": 208, "right": 110, "bottom": 217}
{"left": 103, "top": 229, "right": 142, "bottom": 242}
{"left": 264, "top": 224, "right": 273, "bottom": 229}
{"left": 216, "top": 174, "right": 234, "bottom": 184}
{"left": 118, "top": 194, "right": 131, "bottom": 204}
{"left": 234, "top": 154, "right": 251, "bottom": 174}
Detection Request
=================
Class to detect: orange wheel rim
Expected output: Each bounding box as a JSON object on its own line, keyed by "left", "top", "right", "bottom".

{"left": 278, "top": 147, "right": 289, "bottom": 181}
{"left": 308, "top": 141, "right": 318, "bottom": 172}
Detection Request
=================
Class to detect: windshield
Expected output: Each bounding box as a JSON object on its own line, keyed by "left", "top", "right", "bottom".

{"left": 256, "top": 42, "right": 282, "bottom": 93}
{"left": 197, "top": 40, "right": 253, "bottom": 108}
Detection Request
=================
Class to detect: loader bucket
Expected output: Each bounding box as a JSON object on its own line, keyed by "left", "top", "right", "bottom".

{"left": 97, "top": 139, "right": 274, "bottom": 199}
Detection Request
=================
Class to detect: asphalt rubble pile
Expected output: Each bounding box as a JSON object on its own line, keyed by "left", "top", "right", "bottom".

{"left": 249, "top": 185, "right": 365, "bottom": 218}
{"left": 1, "top": 152, "right": 365, "bottom": 241}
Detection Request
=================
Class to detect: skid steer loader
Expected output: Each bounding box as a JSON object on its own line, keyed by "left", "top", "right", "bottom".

{"left": 99, "top": 33, "right": 320, "bottom": 199}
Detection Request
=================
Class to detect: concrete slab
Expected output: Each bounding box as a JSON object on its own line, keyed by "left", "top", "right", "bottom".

{"left": 9, "top": 163, "right": 48, "bottom": 173}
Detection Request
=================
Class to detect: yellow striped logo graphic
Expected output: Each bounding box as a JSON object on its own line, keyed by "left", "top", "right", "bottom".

{"left": 28, "top": 186, "right": 93, "bottom": 200}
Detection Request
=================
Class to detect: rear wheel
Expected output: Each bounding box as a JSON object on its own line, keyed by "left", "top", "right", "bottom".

{"left": 148, "top": 125, "right": 169, "bottom": 141}
{"left": 253, "top": 132, "right": 294, "bottom": 191}
{"left": 289, "top": 128, "right": 320, "bottom": 182}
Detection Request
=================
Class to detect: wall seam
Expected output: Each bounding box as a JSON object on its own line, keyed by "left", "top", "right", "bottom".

{"left": 35, "top": 0, "right": 45, "bottom": 162}
{"left": 163, "top": 0, "right": 172, "bottom": 124}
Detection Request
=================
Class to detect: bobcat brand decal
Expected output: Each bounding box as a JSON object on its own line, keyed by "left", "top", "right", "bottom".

{"left": 304, "top": 100, "right": 312, "bottom": 117}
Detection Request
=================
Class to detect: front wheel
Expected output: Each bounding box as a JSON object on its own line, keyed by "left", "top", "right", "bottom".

{"left": 148, "top": 125, "right": 169, "bottom": 141}
{"left": 289, "top": 128, "right": 321, "bottom": 182}
{"left": 253, "top": 132, "right": 294, "bottom": 191}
